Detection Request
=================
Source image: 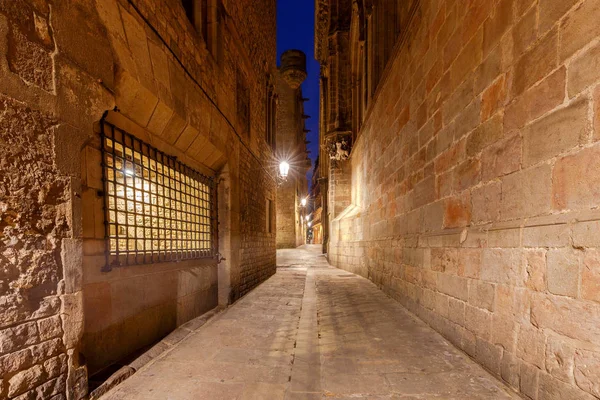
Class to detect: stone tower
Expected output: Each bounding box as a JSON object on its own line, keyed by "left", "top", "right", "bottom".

{"left": 276, "top": 50, "right": 312, "bottom": 248}
{"left": 280, "top": 49, "right": 308, "bottom": 89}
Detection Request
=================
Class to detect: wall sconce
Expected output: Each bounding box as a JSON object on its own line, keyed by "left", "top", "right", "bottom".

{"left": 308, "top": 222, "right": 312, "bottom": 227}
{"left": 301, "top": 197, "right": 307, "bottom": 207}
{"left": 277, "top": 161, "right": 290, "bottom": 186}
{"left": 279, "top": 161, "right": 290, "bottom": 179}
{"left": 305, "top": 215, "right": 309, "bottom": 221}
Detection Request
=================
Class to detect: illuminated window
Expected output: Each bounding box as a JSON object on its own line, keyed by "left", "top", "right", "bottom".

{"left": 101, "top": 121, "right": 216, "bottom": 268}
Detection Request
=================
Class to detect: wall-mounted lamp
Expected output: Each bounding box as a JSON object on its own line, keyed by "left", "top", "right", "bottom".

{"left": 301, "top": 197, "right": 307, "bottom": 207}
{"left": 279, "top": 161, "right": 290, "bottom": 179}
{"left": 308, "top": 222, "right": 312, "bottom": 227}
{"left": 305, "top": 215, "right": 309, "bottom": 222}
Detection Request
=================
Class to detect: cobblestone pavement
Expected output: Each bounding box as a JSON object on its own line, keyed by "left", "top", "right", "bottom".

{"left": 102, "top": 245, "right": 519, "bottom": 399}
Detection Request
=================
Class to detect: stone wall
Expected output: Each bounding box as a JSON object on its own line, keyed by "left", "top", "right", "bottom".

{"left": 238, "top": 146, "right": 277, "bottom": 298}
{"left": 326, "top": 0, "right": 600, "bottom": 399}
{"left": 0, "top": 0, "right": 276, "bottom": 397}
{"left": 0, "top": 95, "right": 74, "bottom": 400}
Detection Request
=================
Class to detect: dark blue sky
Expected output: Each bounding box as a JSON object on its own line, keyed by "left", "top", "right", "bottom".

{"left": 277, "top": 0, "right": 320, "bottom": 183}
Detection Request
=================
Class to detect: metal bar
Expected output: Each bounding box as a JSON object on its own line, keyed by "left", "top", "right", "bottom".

{"left": 99, "top": 120, "right": 217, "bottom": 268}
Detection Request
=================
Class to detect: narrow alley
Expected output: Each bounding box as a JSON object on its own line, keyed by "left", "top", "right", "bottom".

{"left": 101, "top": 246, "right": 518, "bottom": 400}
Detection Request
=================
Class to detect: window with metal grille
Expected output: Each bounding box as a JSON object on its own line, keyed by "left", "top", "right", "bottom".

{"left": 100, "top": 120, "right": 217, "bottom": 269}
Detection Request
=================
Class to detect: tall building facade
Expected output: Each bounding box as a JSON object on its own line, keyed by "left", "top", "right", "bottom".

{"left": 275, "top": 50, "right": 312, "bottom": 249}
{"left": 315, "top": 1, "right": 600, "bottom": 399}
{"left": 0, "top": 0, "right": 277, "bottom": 398}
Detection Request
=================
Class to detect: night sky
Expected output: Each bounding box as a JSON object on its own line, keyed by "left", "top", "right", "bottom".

{"left": 277, "top": 0, "right": 320, "bottom": 184}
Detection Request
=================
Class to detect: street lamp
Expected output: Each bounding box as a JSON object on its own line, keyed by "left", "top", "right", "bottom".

{"left": 301, "top": 197, "right": 307, "bottom": 207}
{"left": 308, "top": 222, "right": 312, "bottom": 227}
{"left": 279, "top": 161, "right": 290, "bottom": 179}
{"left": 305, "top": 215, "right": 309, "bottom": 221}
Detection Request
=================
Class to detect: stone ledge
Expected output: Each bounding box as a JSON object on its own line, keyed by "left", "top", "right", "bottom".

{"left": 89, "top": 305, "right": 225, "bottom": 400}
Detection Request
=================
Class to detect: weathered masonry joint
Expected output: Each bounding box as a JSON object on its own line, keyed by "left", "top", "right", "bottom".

{"left": 0, "top": 0, "right": 277, "bottom": 398}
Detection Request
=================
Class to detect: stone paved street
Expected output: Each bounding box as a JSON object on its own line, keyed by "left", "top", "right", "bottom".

{"left": 102, "top": 245, "right": 519, "bottom": 399}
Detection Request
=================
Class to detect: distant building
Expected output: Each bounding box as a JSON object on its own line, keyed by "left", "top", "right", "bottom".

{"left": 310, "top": 156, "right": 323, "bottom": 245}
{"left": 275, "top": 50, "right": 312, "bottom": 248}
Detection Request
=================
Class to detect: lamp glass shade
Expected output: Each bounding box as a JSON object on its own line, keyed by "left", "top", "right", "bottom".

{"left": 279, "top": 161, "right": 290, "bottom": 178}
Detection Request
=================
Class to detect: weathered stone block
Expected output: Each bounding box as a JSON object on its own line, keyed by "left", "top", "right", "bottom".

{"left": 539, "top": 0, "right": 579, "bottom": 34}
{"left": 582, "top": 249, "right": 600, "bottom": 303}
{"left": 492, "top": 313, "right": 517, "bottom": 352}
{"left": 0, "top": 348, "right": 33, "bottom": 377}
{"left": 471, "top": 182, "right": 501, "bottom": 223}
{"left": 469, "top": 279, "right": 495, "bottom": 313}
{"left": 574, "top": 349, "right": 600, "bottom": 397}
{"left": 531, "top": 293, "right": 600, "bottom": 344}
{"left": 545, "top": 336, "right": 575, "bottom": 384}
{"left": 8, "top": 364, "right": 46, "bottom": 397}
{"left": 501, "top": 164, "right": 552, "bottom": 220}
{"left": 504, "top": 66, "right": 566, "bottom": 131}
{"left": 568, "top": 41, "right": 600, "bottom": 97}
{"left": 523, "top": 224, "right": 569, "bottom": 248}
{"left": 553, "top": 144, "right": 600, "bottom": 210}
{"left": 559, "top": 0, "right": 600, "bottom": 61}
{"left": 464, "top": 304, "right": 491, "bottom": 339}
{"left": 0, "top": 323, "right": 39, "bottom": 356}
{"left": 547, "top": 248, "right": 580, "bottom": 297}
{"left": 448, "top": 298, "right": 465, "bottom": 326}
{"left": 513, "top": 5, "right": 537, "bottom": 58}
{"left": 458, "top": 249, "right": 482, "bottom": 279}
{"left": 37, "top": 316, "right": 63, "bottom": 342}
{"left": 539, "top": 370, "right": 597, "bottom": 400}
{"left": 481, "top": 249, "right": 521, "bottom": 285}
{"left": 481, "top": 75, "right": 507, "bottom": 121}
{"left": 517, "top": 325, "right": 546, "bottom": 369}
{"left": 523, "top": 249, "right": 547, "bottom": 292}
{"left": 523, "top": 98, "right": 589, "bottom": 167}
{"left": 431, "top": 248, "right": 458, "bottom": 274}
{"left": 454, "top": 158, "right": 480, "bottom": 192}
{"left": 437, "top": 274, "right": 469, "bottom": 301}
{"left": 482, "top": 0, "right": 512, "bottom": 56}
{"left": 451, "top": 29, "right": 483, "bottom": 88}
{"left": 512, "top": 28, "right": 558, "bottom": 96}
{"left": 466, "top": 113, "right": 503, "bottom": 157}
{"left": 501, "top": 351, "right": 520, "bottom": 389}
{"left": 481, "top": 133, "right": 521, "bottom": 182}
{"left": 443, "top": 192, "right": 471, "bottom": 228}
{"left": 573, "top": 220, "right": 600, "bottom": 248}
{"left": 520, "top": 360, "right": 539, "bottom": 399}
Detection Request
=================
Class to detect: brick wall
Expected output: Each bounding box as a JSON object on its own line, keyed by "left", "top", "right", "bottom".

{"left": 0, "top": 0, "right": 276, "bottom": 397}
{"left": 327, "top": 1, "right": 600, "bottom": 398}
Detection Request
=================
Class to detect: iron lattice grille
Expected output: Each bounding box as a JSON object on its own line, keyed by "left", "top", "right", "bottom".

{"left": 101, "top": 120, "right": 217, "bottom": 268}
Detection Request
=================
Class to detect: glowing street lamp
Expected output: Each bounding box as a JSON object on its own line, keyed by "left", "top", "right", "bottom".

{"left": 305, "top": 215, "right": 309, "bottom": 222}
{"left": 308, "top": 222, "right": 312, "bottom": 227}
{"left": 301, "top": 197, "right": 307, "bottom": 207}
{"left": 279, "top": 161, "right": 290, "bottom": 179}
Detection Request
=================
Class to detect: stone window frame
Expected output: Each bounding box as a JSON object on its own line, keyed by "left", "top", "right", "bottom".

{"left": 265, "top": 75, "right": 277, "bottom": 150}
{"left": 237, "top": 68, "right": 251, "bottom": 137}
{"left": 181, "top": 0, "right": 222, "bottom": 58}
{"left": 266, "top": 198, "right": 274, "bottom": 233}
{"left": 100, "top": 119, "right": 218, "bottom": 271}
